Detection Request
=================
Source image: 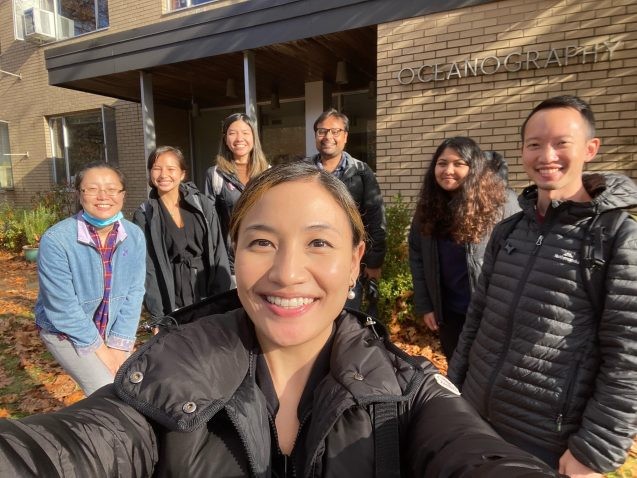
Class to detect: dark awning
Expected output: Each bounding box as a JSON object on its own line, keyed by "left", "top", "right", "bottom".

{"left": 44, "top": 0, "right": 492, "bottom": 107}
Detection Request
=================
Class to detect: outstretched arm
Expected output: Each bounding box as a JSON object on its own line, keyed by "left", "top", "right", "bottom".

{"left": 406, "top": 369, "right": 559, "bottom": 477}
{"left": 0, "top": 386, "right": 156, "bottom": 477}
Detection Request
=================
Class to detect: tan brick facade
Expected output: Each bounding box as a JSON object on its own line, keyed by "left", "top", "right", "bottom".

{"left": 0, "top": 2, "right": 143, "bottom": 216}
{"left": 0, "top": 0, "right": 251, "bottom": 216}
{"left": 377, "top": 0, "right": 637, "bottom": 204}
{"left": 2, "top": 0, "right": 636, "bottom": 215}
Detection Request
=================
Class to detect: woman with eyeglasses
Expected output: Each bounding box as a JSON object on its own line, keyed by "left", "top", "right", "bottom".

{"left": 35, "top": 161, "right": 146, "bottom": 396}
{"left": 204, "top": 113, "right": 269, "bottom": 270}
{"left": 133, "top": 146, "right": 232, "bottom": 323}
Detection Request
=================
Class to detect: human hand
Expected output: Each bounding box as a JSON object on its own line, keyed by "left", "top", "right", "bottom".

{"left": 558, "top": 449, "right": 601, "bottom": 478}
{"left": 95, "top": 344, "right": 130, "bottom": 376}
{"left": 108, "top": 347, "right": 130, "bottom": 372}
{"left": 423, "top": 312, "right": 438, "bottom": 331}
{"left": 364, "top": 267, "right": 381, "bottom": 280}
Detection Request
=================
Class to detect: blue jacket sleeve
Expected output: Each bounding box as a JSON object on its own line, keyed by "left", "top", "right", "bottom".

{"left": 105, "top": 223, "right": 146, "bottom": 352}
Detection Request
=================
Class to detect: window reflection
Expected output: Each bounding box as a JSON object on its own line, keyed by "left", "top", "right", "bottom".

{"left": 170, "top": 0, "right": 215, "bottom": 11}
{"left": 0, "top": 122, "right": 14, "bottom": 189}
{"left": 49, "top": 109, "right": 118, "bottom": 186}
{"left": 13, "top": 0, "right": 109, "bottom": 41}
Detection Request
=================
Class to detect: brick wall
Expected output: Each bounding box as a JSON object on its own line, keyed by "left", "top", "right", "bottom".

{"left": 0, "top": 1, "right": 142, "bottom": 211}
{"left": 377, "top": 0, "right": 637, "bottom": 205}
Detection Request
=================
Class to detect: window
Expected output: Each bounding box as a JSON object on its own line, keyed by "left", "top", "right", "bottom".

{"left": 0, "top": 122, "right": 14, "bottom": 189}
{"left": 169, "top": 0, "right": 214, "bottom": 12}
{"left": 49, "top": 107, "right": 118, "bottom": 186}
{"left": 14, "top": 0, "right": 108, "bottom": 42}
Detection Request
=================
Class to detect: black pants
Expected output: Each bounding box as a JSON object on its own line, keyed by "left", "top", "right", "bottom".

{"left": 439, "top": 309, "right": 466, "bottom": 361}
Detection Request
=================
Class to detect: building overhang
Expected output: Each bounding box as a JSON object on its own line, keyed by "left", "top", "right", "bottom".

{"left": 44, "top": 0, "right": 495, "bottom": 108}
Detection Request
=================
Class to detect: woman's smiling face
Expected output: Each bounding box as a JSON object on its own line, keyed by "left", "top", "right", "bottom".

{"left": 434, "top": 147, "right": 470, "bottom": 192}
{"left": 233, "top": 179, "right": 364, "bottom": 353}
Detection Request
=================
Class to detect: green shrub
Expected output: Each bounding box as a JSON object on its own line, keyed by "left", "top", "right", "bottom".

{"left": 32, "top": 185, "right": 77, "bottom": 222}
{"left": 377, "top": 194, "right": 414, "bottom": 325}
{"left": 0, "top": 202, "right": 26, "bottom": 252}
{"left": 22, "top": 205, "right": 58, "bottom": 246}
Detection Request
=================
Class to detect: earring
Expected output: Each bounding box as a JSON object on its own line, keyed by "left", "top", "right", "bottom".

{"left": 347, "top": 287, "right": 356, "bottom": 300}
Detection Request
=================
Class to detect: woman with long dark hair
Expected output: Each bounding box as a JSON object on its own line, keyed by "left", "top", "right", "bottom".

{"left": 204, "top": 113, "right": 269, "bottom": 265}
{"left": 133, "top": 146, "right": 232, "bottom": 321}
{"left": 408, "top": 136, "right": 519, "bottom": 360}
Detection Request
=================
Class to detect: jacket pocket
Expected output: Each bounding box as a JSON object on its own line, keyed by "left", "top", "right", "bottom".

{"left": 554, "top": 350, "right": 584, "bottom": 433}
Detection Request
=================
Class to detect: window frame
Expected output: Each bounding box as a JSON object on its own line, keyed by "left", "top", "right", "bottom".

{"left": 0, "top": 121, "right": 15, "bottom": 190}
{"left": 12, "top": 0, "right": 109, "bottom": 42}
{"left": 167, "top": 0, "right": 217, "bottom": 12}
{"left": 48, "top": 107, "right": 118, "bottom": 186}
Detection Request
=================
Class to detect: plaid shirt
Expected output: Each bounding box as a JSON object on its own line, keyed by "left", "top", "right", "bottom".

{"left": 86, "top": 222, "right": 120, "bottom": 339}
{"left": 312, "top": 153, "right": 348, "bottom": 180}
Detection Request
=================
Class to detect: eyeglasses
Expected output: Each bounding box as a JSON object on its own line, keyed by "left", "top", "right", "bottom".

{"left": 80, "top": 187, "right": 125, "bottom": 197}
{"left": 315, "top": 128, "right": 345, "bottom": 138}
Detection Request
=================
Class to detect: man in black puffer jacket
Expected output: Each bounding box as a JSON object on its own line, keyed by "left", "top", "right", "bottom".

{"left": 448, "top": 95, "right": 637, "bottom": 477}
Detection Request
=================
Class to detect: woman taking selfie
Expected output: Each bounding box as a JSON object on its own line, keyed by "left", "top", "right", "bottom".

{"left": 0, "top": 163, "right": 556, "bottom": 477}
{"left": 409, "top": 137, "right": 519, "bottom": 361}
{"left": 133, "top": 146, "right": 232, "bottom": 321}
{"left": 35, "top": 162, "right": 146, "bottom": 396}
{"left": 204, "top": 113, "right": 269, "bottom": 262}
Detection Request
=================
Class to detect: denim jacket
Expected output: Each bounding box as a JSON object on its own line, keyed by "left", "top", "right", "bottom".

{"left": 35, "top": 214, "right": 146, "bottom": 355}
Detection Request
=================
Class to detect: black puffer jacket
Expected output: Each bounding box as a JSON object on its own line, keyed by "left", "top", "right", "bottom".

{"left": 132, "top": 182, "right": 232, "bottom": 319}
{"left": 408, "top": 188, "right": 520, "bottom": 323}
{"left": 0, "top": 292, "right": 558, "bottom": 477}
{"left": 448, "top": 173, "right": 637, "bottom": 472}
{"left": 307, "top": 153, "right": 387, "bottom": 269}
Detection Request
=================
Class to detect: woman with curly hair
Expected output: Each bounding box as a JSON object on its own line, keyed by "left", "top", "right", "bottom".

{"left": 408, "top": 136, "right": 519, "bottom": 361}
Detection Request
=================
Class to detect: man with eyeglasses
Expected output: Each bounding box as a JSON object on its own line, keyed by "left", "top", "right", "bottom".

{"left": 306, "top": 108, "right": 386, "bottom": 312}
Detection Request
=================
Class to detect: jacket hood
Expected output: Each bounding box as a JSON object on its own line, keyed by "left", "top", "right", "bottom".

{"left": 114, "top": 291, "right": 423, "bottom": 433}
{"left": 519, "top": 172, "right": 637, "bottom": 214}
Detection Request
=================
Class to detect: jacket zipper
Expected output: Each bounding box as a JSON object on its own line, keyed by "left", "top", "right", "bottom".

{"left": 227, "top": 410, "right": 259, "bottom": 477}
{"left": 268, "top": 410, "right": 312, "bottom": 477}
{"left": 555, "top": 351, "right": 583, "bottom": 432}
{"left": 483, "top": 228, "right": 547, "bottom": 419}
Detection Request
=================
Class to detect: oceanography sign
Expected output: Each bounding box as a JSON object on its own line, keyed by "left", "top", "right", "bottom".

{"left": 397, "top": 40, "right": 622, "bottom": 85}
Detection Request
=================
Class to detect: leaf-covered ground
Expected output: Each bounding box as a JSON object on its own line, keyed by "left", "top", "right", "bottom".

{"left": 0, "top": 250, "right": 633, "bottom": 475}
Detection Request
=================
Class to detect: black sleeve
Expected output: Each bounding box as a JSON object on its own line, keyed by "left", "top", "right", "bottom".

{"left": 199, "top": 192, "right": 233, "bottom": 294}
{"left": 203, "top": 166, "right": 215, "bottom": 199}
{"left": 405, "top": 371, "right": 559, "bottom": 477}
{"left": 132, "top": 206, "right": 165, "bottom": 320}
{"left": 407, "top": 215, "right": 433, "bottom": 316}
{"left": 359, "top": 164, "right": 387, "bottom": 269}
{"left": 0, "top": 386, "right": 157, "bottom": 477}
